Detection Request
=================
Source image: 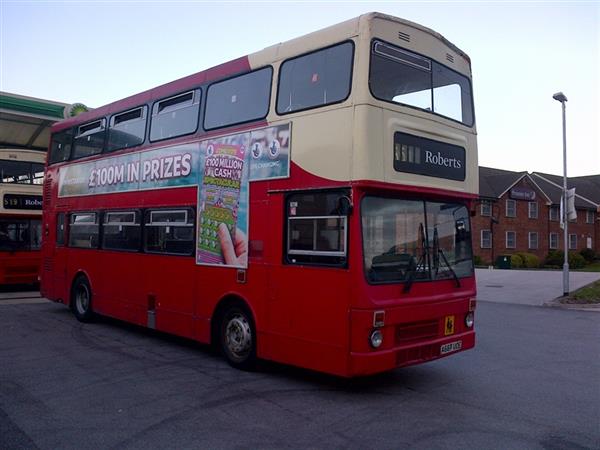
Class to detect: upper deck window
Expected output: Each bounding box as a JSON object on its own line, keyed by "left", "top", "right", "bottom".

{"left": 276, "top": 42, "right": 354, "bottom": 115}
{"left": 150, "top": 90, "right": 201, "bottom": 142}
{"left": 370, "top": 40, "right": 474, "bottom": 126}
{"left": 49, "top": 129, "right": 73, "bottom": 164}
{"left": 0, "top": 160, "right": 45, "bottom": 184}
{"left": 204, "top": 67, "right": 272, "bottom": 130}
{"left": 72, "top": 119, "right": 106, "bottom": 160}
{"left": 107, "top": 106, "right": 147, "bottom": 152}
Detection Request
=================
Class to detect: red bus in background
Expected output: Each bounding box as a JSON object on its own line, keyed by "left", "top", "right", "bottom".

{"left": 41, "top": 13, "right": 478, "bottom": 377}
{"left": 0, "top": 149, "right": 44, "bottom": 285}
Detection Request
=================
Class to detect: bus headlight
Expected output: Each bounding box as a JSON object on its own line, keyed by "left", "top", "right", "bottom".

{"left": 369, "top": 329, "right": 383, "bottom": 348}
{"left": 465, "top": 312, "right": 474, "bottom": 328}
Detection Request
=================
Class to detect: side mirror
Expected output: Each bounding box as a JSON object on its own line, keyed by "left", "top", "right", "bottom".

{"left": 338, "top": 196, "right": 353, "bottom": 216}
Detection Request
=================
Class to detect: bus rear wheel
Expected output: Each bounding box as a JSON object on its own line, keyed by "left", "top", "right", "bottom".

{"left": 71, "top": 276, "right": 94, "bottom": 323}
{"left": 220, "top": 304, "right": 256, "bottom": 370}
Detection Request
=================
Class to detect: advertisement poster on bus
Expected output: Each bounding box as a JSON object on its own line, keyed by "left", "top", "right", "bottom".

{"left": 57, "top": 142, "right": 201, "bottom": 197}
{"left": 196, "top": 133, "right": 250, "bottom": 269}
{"left": 57, "top": 123, "right": 290, "bottom": 198}
{"left": 248, "top": 123, "right": 290, "bottom": 181}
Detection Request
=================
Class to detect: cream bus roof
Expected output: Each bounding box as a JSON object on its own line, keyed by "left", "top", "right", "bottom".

{"left": 249, "top": 12, "right": 470, "bottom": 68}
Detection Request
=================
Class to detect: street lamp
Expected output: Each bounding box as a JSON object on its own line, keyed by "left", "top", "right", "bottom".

{"left": 552, "top": 91, "right": 569, "bottom": 296}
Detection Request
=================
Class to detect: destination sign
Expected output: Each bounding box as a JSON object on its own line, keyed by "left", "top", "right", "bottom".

{"left": 393, "top": 132, "right": 466, "bottom": 181}
{"left": 3, "top": 194, "right": 43, "bottom": 210}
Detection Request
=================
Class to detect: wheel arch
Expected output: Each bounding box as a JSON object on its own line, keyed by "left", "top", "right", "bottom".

{"left": 210, "top": 293, "right": 257, "bottom": 348}
{"left": 69, "top": 270, "right": 93, "bottom": 308}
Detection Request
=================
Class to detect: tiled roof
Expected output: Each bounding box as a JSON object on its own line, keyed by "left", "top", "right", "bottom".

{"left": 532, "top": 172, "right": 599, "bottom": 208}
{"left": 479, "top": 167, "right": 599, "bottom": 210}
{"left": 478, "top": 167, "right": 526, "bottom": 198}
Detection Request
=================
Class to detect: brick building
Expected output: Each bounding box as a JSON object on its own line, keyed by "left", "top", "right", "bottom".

{"left": 472, "top": 167, "right": 600, "bottom": 265}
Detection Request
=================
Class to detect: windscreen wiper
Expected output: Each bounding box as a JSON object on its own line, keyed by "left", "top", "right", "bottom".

{"left": 436, "top": 247, "right": 461, "bottom": 288}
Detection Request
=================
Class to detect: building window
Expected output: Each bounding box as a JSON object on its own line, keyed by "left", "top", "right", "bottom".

{"left": 586, "top": 210, "right": 595, "bottom": 224}
{"left": 549, "top": 232, "right": 558, "bottom": 250}
{"left": 480, "top": 229, "right": 491, "bottom": 249}
{"left": 505, "top": 199, "right": 516, "bottom": 217}
{"left": 528, "top": 202, "right": 538, "bottom": 219}
{"left": 480, "top": 200, "right": 491, "bottom": 217}
{"left": 528, "top": 232, "right": 538, "bottom": 250}
{"left": 506, "top": 231, "right": 516, "bottom": 249}
{"left": 549, "top": 206, "right": 559, "bottom": 221}
{"left": 569, "top": 233, "right": 577, "bottom": 250}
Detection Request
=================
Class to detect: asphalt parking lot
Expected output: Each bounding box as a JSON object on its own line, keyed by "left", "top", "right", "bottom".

{"left": 475, "top": 268, "right": 600, "bottom": 307}
{"left": 1, "top": 274, "right": 599, "bottom": 449}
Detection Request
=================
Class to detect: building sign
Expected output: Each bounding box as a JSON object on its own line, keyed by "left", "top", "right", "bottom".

{"left": 393, "top": 132, "right": 465, "bottom": 181}
{"left": 57, "top": 123, "right": 291, "bottom": 198}
{"left": 3, "top": 194, "right": 43, "bottom": 210}
{"left": 510, "top": 187, "right": 536, "bottom": 201}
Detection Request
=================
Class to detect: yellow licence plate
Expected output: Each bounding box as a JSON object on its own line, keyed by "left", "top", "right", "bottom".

{"left": 444, "top": 315, "right": 455, "bottom": 336}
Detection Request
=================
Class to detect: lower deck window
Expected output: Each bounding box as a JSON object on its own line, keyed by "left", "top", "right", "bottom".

{"left": 102, "top": 211, "right": 141, "bottom": 251}
{"left": 288, "top": 217, "right": 346, "bottom": 253}
{"left": 144, "top": 208, "right": 194, "bottom": 255}
{"left": 69, "top": 213, "right": 99, "bottom": 248}
{"left": 0, "top": 218, "right": 41, "bottom": 251}
{"left": 286, "top": 191, "right": 349, "bottom": 266}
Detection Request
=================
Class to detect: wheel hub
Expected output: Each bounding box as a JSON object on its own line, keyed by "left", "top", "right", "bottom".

{"left": 76, "top": 286, "right": 89, "bottom": 314}
{"left": 225, "top": 314, "right": 252, "bottom": 357}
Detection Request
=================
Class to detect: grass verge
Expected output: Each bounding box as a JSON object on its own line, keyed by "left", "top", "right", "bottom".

{"left": 561, "top": 280, "right": 600, "bottom": 304}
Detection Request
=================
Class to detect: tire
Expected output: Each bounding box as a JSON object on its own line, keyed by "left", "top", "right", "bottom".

{"left": 71, "top": 276, "right": 94, "bottom": 323}
{"left": 219, "top": 303, "right": 257, "bottom": 370}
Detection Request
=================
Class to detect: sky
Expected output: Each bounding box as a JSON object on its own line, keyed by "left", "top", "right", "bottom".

{"left": 1, "top": 1, "right": 598, "bottom": 177}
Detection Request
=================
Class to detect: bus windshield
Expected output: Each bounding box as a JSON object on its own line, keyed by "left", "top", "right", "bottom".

{"left": 369, "top": 40, "right": 474, "bottom": 126}
{"left": 362, "top": 196, "right": 473, "bottom": 284}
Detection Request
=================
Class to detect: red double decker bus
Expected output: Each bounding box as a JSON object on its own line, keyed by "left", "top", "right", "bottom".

{"left": 41, "top": 12, "right": 478, "bottom": 376}
{"left": 1, "top": 149, "right": 44, "bottom": 285}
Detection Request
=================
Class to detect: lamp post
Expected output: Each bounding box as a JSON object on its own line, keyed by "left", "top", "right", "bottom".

{"left": 552, "top": 91, "right": 569, "bottom": 296}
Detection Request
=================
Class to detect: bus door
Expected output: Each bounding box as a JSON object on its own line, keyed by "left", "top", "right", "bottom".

{"left": 50, "top": 212, "right": 68, "bottom": 298}
{"left": 266, "top": 191, "right": 352, "bottom": 372}
{"left": 143, "top": 208, "right": 197, "bottom": 339}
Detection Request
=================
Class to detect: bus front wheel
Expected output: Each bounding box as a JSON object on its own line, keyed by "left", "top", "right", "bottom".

{"left": 71, "top": 276, "right": 94, "bottom": 323}
{"left": 220, "top": 304, "right": 256, "bottom": 371}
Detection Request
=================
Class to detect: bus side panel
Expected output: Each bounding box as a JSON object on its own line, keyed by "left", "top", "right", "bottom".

{"left": 95, "top": 252, "right": 148, "bottom": 327}
{"left": 264, "top": 266, "right": 351, "bottom": 376}
{"left": 146, "top": 254, "right": 197, "bottom": 339}
{"left": 0, "top": 251, "right": 40, "bottom": 285}
{"left": 191, "top": 193, "right": 271, "bottom": 348}
{"left": 260, "top": 194, "right": 351, "bottom": 376}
